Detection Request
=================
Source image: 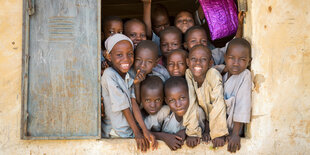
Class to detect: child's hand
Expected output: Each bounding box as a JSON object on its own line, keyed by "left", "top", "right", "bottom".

{"left": 163, "top": 134, "right": 184, "bottom": 151}
{"left": 175, "top": 129, "right": 186, "bottom": 142}
{"left": 202, "top": 132, "right": 211, "bottom": 142}
{"left": 135, "top": 132, "right": 149, "bottom": 152}
{"left": 134, "top": 69, "right": 146, "bottom": 85}
{"left": 211, "top": 136, "right": 226, "bottom": 148}
{"left": 186, "top": 136, "right": 200, "bottom": 148}
{"left": 238, "top": 11, "right": 246, "bottom": 24}
{"left": 143, "top": 130, "right": 158, "bottom": 150}
{"left": 227, "top": 134, "right": 241, "bottom": 153}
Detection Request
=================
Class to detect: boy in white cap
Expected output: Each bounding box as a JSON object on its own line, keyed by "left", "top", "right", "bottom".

{"left": 101, "top": 34, "right": 157, "bottom": 152}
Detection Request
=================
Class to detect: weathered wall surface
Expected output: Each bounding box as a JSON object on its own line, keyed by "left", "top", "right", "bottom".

{"left": 0, "top": 0, "right": 309, "bottom": 154}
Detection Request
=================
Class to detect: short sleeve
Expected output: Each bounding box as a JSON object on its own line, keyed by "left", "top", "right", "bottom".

{"left": 102, "top": 69, "right": 131, "bottom": 112}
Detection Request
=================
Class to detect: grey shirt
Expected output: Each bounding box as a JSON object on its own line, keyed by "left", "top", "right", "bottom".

{"left": 144, "top": 105, "right": 170, "bottom": 132}
{"left": 162, "top": 107, "right": 206, "bottom": 134}
{"left": 223, "top": 69, "right": 252, "bottom": 131}
{"left": 152, "top": 31, "right": 162, "bottom": 56}
{"left": 101, "top": 67, "right": 135, "bottom": 138}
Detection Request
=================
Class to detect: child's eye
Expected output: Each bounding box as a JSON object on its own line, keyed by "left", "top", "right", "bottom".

{"left": 145, "top": 99, "right": 151, "bottom": 102}
{"left": 128, "top": 53, "right": 134, "bottom": 57}
{"left": 109, "top": 31, "right": 115, "bottom": 34}
{"left": 147, "top": 60, "right": 153, "bottom": 64}
{"left": 155, "top": 99, "right": 161, "bottom": 102}
{"left": 190, "top": 40, "right": 196, "bottom": 43}
{"left": 117, "top": 54, "right": 122, "bottom": 57}
{"left": 161, "top": 43, "right": 167, "bottom": 47}
{"left": 168, "top": 63, "right": 174, "bottom": 66}
{"left": 130, "top": 33, "right": 136, "bottom": 37}
{"left": 190, "top": 57, "right": 196, "bottom": 61}
{"left": 178, "top": 62, "right": 184, "bottom": 65}
{"left": 168, "top": 99, "right": 175, "bottom": 103}
{"left": 180, "top": 97, "right": 185, "bottom": 101}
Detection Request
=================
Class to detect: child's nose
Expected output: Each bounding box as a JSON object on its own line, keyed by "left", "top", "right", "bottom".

{"left": 150, "top": 102, "right": 156, "bottom": 108}
{"left": 175, "top": 100, "right": 181, "bottom": 108}
{"left": 174, "top": 64, "right": 179, "bottom": 70}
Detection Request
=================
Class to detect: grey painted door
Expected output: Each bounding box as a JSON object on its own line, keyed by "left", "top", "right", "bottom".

{"left": 21, "top": 0, "right": 101, "bottom": 139}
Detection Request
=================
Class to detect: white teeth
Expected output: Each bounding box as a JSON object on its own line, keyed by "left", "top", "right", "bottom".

{"left": 121, "top": 64, "right": 129, "bottom": 68}
{"left": 194, "top": 67, "right": 202, "bottom": 71}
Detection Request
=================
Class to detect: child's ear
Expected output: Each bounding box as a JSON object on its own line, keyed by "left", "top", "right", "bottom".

{"left": 183, "top": 42, "right": 188, "bottom": 50}
{"left": 186, "top": 58, "right": 190, "bottom": 67}
{"left": 155, "top": 57, "right": 160, "bottom": 66}
{"left": 209, "top": 58, "right": 214, "bottom": 68}
{"left": 106, "top": 51, "right": 112, "bottom": 62}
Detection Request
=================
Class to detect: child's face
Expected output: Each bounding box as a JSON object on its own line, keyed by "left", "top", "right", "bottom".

{"left": 125, "top": 22, "right": 147, "bottom": 48}
{"left": 225, "top": 44, "right": 250, "bottom": 75}
{"left": 175, "top": 12, "right": 195, "bottom": 34}
{"left": 186, "top": 47, "right": 212, "bottom": 79}
{"left": 184, "top": 29, "right": 208, "bottom": 50}
{"left": 167, "top": 52, "right": 187, "bottom": 77}
{"left": 108, "top": 40, "right": 134, "bottom": 76}
{"left": 141, "top": 87, "right": 163, "bottom": 115}
{"left": 103, "top": 20, "right": 123, "bottom": 40}
{"left": 153, "top": 15, "right": 170, "bottom": 36}
{"left": 160, "top": 33, "right": 182, "bottom": 58}
{"left": 134, "top": 48, "right": 158, "bottom": 75}
{"left": 165, "top": 85, "right": 189, "bottom": 117}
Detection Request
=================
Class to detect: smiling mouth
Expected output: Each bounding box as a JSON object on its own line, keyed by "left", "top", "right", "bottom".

{"left": 193, "top": 66, "right": 202, "bottom": 72}
{"left": 121, "top": 64, "right": 130, "bottom": 70}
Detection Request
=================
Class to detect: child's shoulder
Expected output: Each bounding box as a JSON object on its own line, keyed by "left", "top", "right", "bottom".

{"left": 158, "top": 105, "right": 170, "bottom": 116}
{"left": 206, "top": 68, "right": 222, "bottom": 80}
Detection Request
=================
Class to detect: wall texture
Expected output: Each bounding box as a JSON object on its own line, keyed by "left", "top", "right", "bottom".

{"left": 0, "top": 0, "right": 309, "bottom": 154}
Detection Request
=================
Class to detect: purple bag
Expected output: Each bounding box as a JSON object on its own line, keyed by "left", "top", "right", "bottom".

{"left": 199, "top": 0, "right": 238, "bottom": 40}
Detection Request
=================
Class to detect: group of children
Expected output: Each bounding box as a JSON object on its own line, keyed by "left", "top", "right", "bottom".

{"left": 100, "top": 1, "right": 252, "bottom": 153}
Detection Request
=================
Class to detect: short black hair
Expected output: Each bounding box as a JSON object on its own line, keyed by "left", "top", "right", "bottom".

{"left": 226, "top": 38, "right": 252, "bottom": 58}
{"left": 189, "top": 44, "right": 212, "bottom": 62}
{"left": 151, "top": 4, "right": 169, "bottom": 22}
{"left": 159, "top": 26, "right": 182, "bottom": 41}
{"left": 184, "top": 25, "right": 207, "bottom": 41}
{"left": 102, "top": 16, "right": 122, "bottom": 29}
{"left": 124, "top": 18, "right": 146, "bottom": 34}
{"left": 164, "top": 76, "right": 188, "bottom": 94}
{"left": 141, "top": 76, "right": 163, "bottom": 92}
{"left": 167, "top": 49, "right": 188, "bottom": 61}
{"left": 135, "top": 40, "right": 159, "bottom": 58}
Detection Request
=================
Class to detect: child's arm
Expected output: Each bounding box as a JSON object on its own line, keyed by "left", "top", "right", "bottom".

{"left": 202, "top": 120, "right": 211, "bottom": 142}
{"left": 133, "top": 69, "right": 146, "bottom": 104}
{"left": 152, "top": 132, "right": 184, "bottom": 151}
{"left": 235, "top": 11, "right": 245, "bottom": 38}
{"left": 182, "top": 69, "right": 203, "bottom": 138}
{"left": 227, "top": 122, "right": 243, "bottom": 153}
{"left": 131, "top": 98, "right": 158, "bottom": 150}
{"left": 206, "top": 69, "right": 228, "bottom": 146}
{"left": 142, "top": 0, "right": 152, "bottom": 39}
{"left": 122, "top": 108, "right": 149, "bottom": 152}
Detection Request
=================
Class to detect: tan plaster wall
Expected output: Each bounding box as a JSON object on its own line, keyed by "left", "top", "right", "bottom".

{"left": 0, "top": 0, "right": 309, "bottom": 154}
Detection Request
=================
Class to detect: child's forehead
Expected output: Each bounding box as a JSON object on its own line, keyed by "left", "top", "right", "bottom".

{"left": 176, "top": 11, "right": 193, "bottom": 19}
{"left": 227, "top": 44, "right": 250, "bottom": 57}
{"left": 162, "top": 32, "right": 181, "bottom": 40}
{"left": 169, "top": 52, "right": 186, "bottom": 60}
{"left": 106, "top": 20, "right": 122, "bottom": 26}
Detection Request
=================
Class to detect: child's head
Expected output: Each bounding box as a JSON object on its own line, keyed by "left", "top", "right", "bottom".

{"left": 174, "top": 11, "right": 195, "bottom": 34}
{"left": 151, "top": 4, "right": 170, "bottom": 36}
{"left": 124, "top": 19, "right": 147, "bottom": 48}
{"left": 184, "top": 26, "right": 208, "bottom": 50}
{"left": 141, "top": 76, "right": 164, "bottom": 115}
{"left": 225, "top": 38, "right": 251, "bottom": 75}
{"left": 186, "top": 45, "right": 213, "bottom": 79}
{"left": 164, "top": 77, "right": 189, "bottom": 117}
{"left": 102, "top": 16, "right": 123, "bottom": 41}
{"left": 105, "top": 34, "right": 134, "bottom": 77}
{"left": 167, "top": 49, "right": 188, "bottom": 77}
{"left": 134, "top": 40, "right": 159, "bottom": 75}
{"left": 159, "top": 26, "right": 182, "bottom": 57}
